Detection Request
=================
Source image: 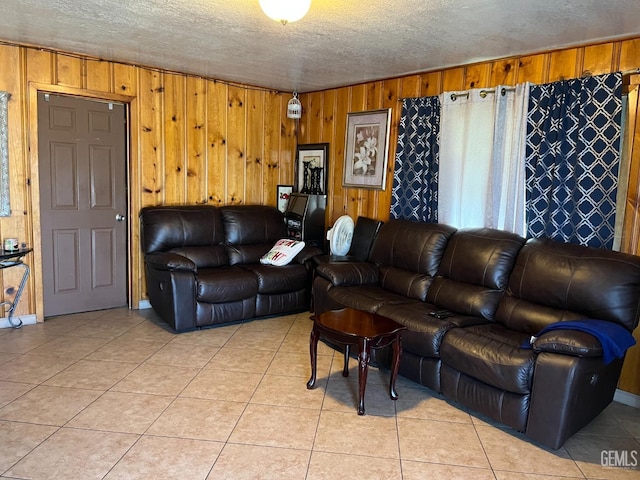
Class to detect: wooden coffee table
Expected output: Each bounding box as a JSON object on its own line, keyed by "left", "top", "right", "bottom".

{"left": 306, "top": 308, "right": 406, "bottom": 415}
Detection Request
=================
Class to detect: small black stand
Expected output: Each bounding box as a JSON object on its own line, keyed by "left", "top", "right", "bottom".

{"left": 0, "top": 248, "right": 33, "bottom": 328}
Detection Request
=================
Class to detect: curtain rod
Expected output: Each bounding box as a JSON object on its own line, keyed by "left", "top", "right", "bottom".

{"left": 399, "top": 69, "right": 638, "bottom": 102}
{"left": 479, "top": 87, "right": 516, "bottom": 98}
{"left": 451, "top": 86, "right": 517, "bottom": 101}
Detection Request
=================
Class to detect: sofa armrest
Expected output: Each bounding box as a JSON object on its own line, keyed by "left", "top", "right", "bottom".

{"left": 532, "top": 330, "right": 603, "bottom": 358}
{"left": 145, "top": 252, "right": 197, "bottom": 272}
{"left": 316, "top": 262, "right": 379, "bottom": 286}
{"left": 527, "top": 353, "right": 623, "bottom": 449}
{"left": 294, "top": 245, "right": 323, "bottom": 265}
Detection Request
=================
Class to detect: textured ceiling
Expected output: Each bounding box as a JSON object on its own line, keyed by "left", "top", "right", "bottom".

{"left": 1, "top": 0, "right": 639, "bottom": 93}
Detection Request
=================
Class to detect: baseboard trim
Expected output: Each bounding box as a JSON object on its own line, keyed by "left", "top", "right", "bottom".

{"left": 137, "top": 300, "right": 152, "bottom": 310}
{"left": 0, "top": 314, "right": 38, "bottom": 329}
{"left": 614, "top": 388, "right": 640, "bottom": 408}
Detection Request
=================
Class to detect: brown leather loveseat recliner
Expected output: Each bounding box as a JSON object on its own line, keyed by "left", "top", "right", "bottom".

{"left": 140, "top": 204, "right": 321, "bottom": 332}
{"left": 313, "top": 219, "right": 640, "bottom": 449}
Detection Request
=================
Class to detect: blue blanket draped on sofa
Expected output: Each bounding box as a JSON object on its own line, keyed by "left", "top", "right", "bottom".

{"left": 523, "top": 319, "right": 636, "bottom": 364}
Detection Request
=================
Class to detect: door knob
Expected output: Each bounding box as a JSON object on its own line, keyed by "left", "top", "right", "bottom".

{"left": 116, "top": 214, "right": 126, "bottom": 222}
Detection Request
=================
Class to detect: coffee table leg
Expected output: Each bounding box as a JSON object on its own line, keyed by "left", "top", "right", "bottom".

{"left": 342, "top": 344, "right": 350, "bottom": 377}
{"left": 389, "top": 333, "right": 402, "bottom": 400}
{"left": 357, "top": 339, "right": 370, "bottom": 415}
{"left": 306, "top": 325, "right": 319, "bottom": 389}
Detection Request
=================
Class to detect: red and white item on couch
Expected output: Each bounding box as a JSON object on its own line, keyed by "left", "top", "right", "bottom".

{"left": 260, "top": 239, "right": 306, "bottom": 266}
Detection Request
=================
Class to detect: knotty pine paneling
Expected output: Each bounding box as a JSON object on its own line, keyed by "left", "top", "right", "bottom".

{"left": 516, "top": 53, "right": 548, "bottom": 84}
{"left": 138, "top": 69, "right": 164, "bottom": 207}
{"left": 86, "top": 59, "right": 113, "bottom": 92}
{"left": 489, "top": 59, "right": 518, "bottom": 87}
{"left": 583, "top": 43, "right": 617, "bottom": 76}
{"left": 246, "top": 89, "right": 265, "bottom": 205}
{"left": 55, "top": 54, "right": 83, "bottom": 88}
{"left": 0, "top": 43, "right": 296, "bottom": 324}
{"left": 2, "top": 36, "right": 640, "bottom": 393}
{"left": 113, "top": 63, "right": 137, "bottom": 96}
{"left": 464, "top": 63, "right": 490, "bottom": 89}
{"left": 302, "top": 37, "right": 640, "bottom": 229}
{"left": 299, "top": 37, "right": 640, "bottom": 395}
{"left": 548, "top": 48, "right": 580, "bottom": 82}
{"left": 400, "top": 74, "right": 422, "bottom": 98}
{"left": 330, "top": 87, "right": 350, "bottom": 218}
{"left": 186, "top": 77, "right": 207, "bottom": 205}
{"left": 163, "top": 73, "right": 187, "bottom": 204}
{"left": 620, "top": 39, "right": 640, "bottom": 72}
{"left": 422, "top": 72, "right": 442, "bottom": 97}
{"left": 206, "top": 80, "right": 228, "bottom": 206}
{"left": 262, "top": 91, "right": 281, "bottom": 205}
{"left": 226, "top": 86, "right": 247, "bottom": 205}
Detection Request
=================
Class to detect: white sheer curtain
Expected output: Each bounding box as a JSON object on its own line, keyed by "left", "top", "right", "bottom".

{"left": 438, "top": 89, "right": 494, "bottom": 228}
{"left": 488, "top": 83, "right": 530, "bottom": 235}
{"left": 438, "top": 84, "right": 529, "bottom": 235}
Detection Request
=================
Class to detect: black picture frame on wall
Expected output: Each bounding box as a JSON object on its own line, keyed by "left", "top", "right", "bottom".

{"left": 295, "top": 143, "right": 329, "bottom": 195}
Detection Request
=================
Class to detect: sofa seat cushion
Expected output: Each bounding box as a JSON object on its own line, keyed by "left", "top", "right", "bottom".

{"left": 426, "top": 278, "right": 506, "bottom": 320}
{"left": 196, "top": 267, "right": 258, "bottom": 303}
{"left": 440, "top": 323, "right": 535, "bottom": 394}
{"left": 377, "top": 301, "right": 490, "bottom": 357}
{"left": 328, "top": 286, "right": 411, "bottom": 313}
{"left": 243, "top": 264, "right": 309, "bottom": 294}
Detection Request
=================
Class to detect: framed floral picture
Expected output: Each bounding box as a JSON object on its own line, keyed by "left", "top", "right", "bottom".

{"left": 342, "top": 109, "right": 392, "bottom": 190}
{"left": 276, "top": 184, "right": 293, "bottom": 213}
{"left": 295, "top": 143, "right": 329, "bottom": 195}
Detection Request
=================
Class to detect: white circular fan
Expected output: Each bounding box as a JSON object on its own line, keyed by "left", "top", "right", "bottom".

{"left": 327, "top": 215, "right": 355, "bottom": 255}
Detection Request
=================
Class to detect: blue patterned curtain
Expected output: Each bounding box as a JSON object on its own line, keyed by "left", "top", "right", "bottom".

{"left": 525, "top": 73, "right": 622, "bottom": 249}
{"left": 390, "top": 96, "right": 440, "bottom": 222}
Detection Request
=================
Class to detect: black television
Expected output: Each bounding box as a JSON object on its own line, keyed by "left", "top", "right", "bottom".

{"left": 286, "top": 193, "right": 308, "bottom": 218}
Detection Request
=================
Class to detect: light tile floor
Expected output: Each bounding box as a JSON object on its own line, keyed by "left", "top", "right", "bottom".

{"left": 0, "top": 308, "right": 639, "bottom": 479}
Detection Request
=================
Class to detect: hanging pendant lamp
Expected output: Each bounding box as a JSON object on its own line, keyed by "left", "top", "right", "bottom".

{"left": 287, "top": 92, "right": 302, "bottom": 119}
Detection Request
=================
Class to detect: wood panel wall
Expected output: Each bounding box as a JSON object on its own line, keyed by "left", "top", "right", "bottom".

{"left": 1, "top": 37, "right": 640, "bottom": 394}
{"left": 0, "top": 43, "right": 296, "bottom": 322}
{"left": 299, "top": 38, "right": 640, "bottom": 226}
{"left": 298, "top": 37, "right": 640, "bottom": 395}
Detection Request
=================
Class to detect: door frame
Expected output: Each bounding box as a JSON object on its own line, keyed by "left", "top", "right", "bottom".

{"left": 28, "top": 82, "right": 137, "bottom": 321}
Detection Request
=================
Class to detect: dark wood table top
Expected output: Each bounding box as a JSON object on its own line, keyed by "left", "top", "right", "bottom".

{"left": 0, "top": 247, "right": 33, "bottom": 262}
{"left": 315, "top": 308, "right": 405, "bottom": 339}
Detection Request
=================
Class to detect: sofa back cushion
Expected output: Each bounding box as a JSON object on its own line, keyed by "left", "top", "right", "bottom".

{"left": 369, "top": 220, "right": 456, "bottom": 300}
{"left": 221, "top": 205, "right": 288, "bottom": 265}
{"left": 427, "top": 228, "right": 525, "bottom": 319}
{"left": 139, "top": 205, "right": 228, "bottom": 268}
{"left": 495, "top": 238, "right": 640, "bottom": 333}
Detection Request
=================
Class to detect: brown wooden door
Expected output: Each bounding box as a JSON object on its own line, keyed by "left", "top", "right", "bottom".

{"left": 38, "top": 93, "right": 127, "bottom": 317}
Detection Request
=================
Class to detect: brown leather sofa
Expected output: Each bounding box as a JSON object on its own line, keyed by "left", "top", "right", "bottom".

{"left": 140, "top": 204, "right": 321, "bottom": 332}
{"left": 313, "top": 219, "right": 640, "bottom": 449}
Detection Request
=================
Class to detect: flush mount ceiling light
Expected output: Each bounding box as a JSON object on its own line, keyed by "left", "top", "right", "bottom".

{"left": 259, "top": 0, "right": 312, "bottom": 25}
